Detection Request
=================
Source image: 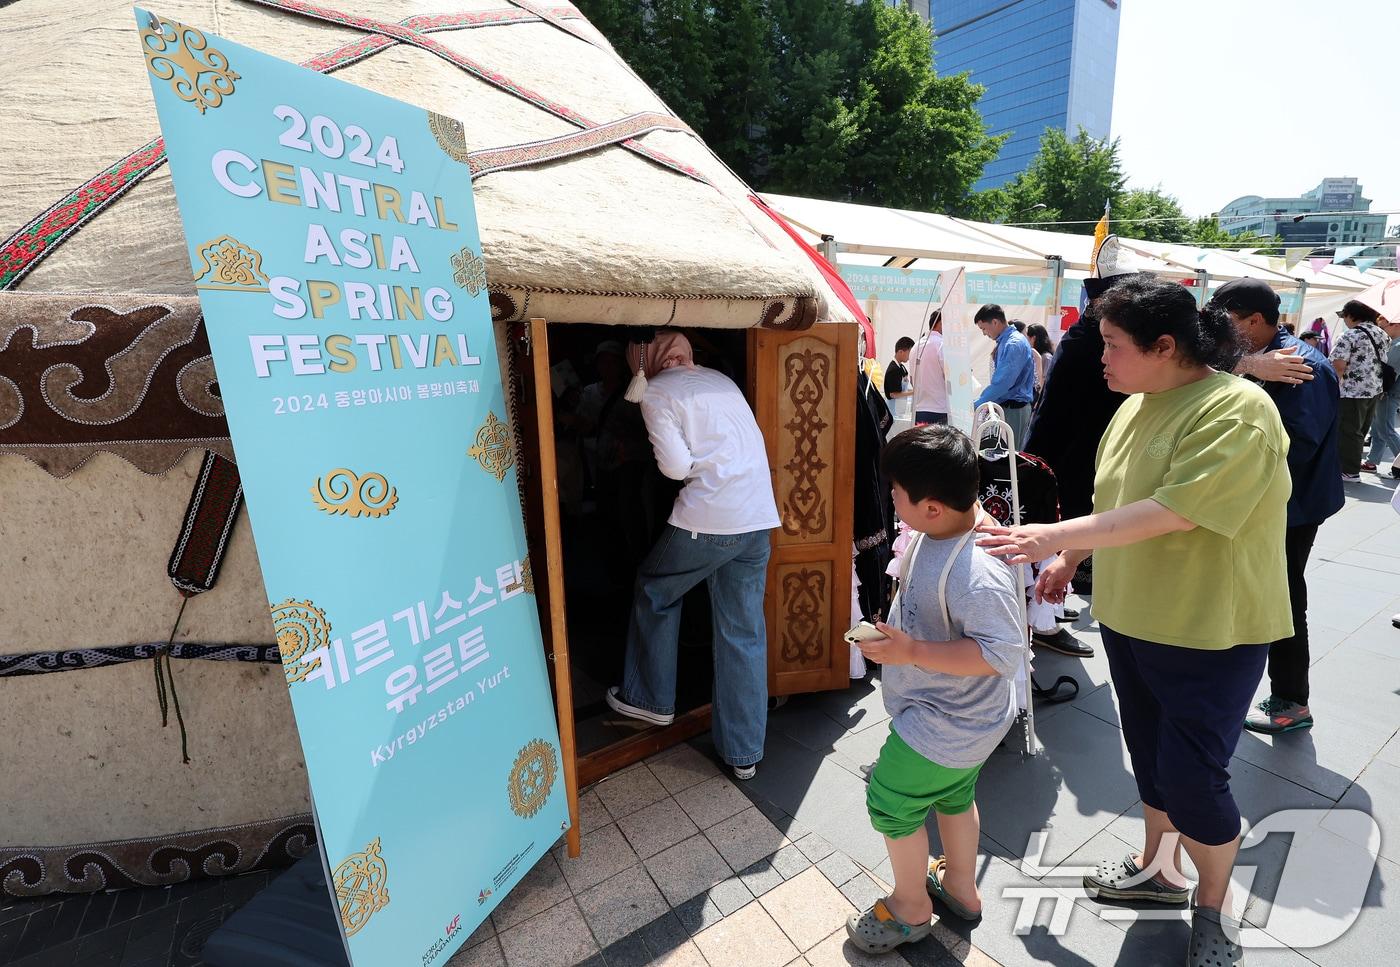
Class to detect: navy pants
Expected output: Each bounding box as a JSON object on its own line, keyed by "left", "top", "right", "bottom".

{"left": 1102, "top": 626, "right": 1267, "bottom": 847}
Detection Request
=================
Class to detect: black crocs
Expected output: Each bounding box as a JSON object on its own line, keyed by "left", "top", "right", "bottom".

{"left": 1083, "top": 854, "right": 1190, "bottom": 904}
{"left": 1189, "top": 906, "right": 1244, "bottom": 966}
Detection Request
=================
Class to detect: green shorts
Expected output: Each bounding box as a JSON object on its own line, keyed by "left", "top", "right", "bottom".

{"left": 866, "top": 726, "right": 984, "bottom": 839}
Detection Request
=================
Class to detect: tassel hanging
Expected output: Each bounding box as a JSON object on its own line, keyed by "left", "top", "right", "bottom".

{"left": 624, "top": 344, "right": 648, "bottom": 402}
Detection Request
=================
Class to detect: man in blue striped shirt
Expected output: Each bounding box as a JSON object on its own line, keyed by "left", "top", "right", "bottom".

{"left": 973, "top": 304, "right": 1037, "bottom": 445}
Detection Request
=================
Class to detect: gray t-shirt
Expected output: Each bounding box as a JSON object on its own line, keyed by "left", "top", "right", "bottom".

{"left": 882, "top": 530, "right": 1025, "bottom": 769}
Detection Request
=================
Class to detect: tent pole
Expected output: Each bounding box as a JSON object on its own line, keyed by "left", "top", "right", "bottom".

{"left": 1195, "top": 269, "right": 1210, "bottom": 308}
{"left": 1047, "top": 256, "right": 1064, "bottom": 329}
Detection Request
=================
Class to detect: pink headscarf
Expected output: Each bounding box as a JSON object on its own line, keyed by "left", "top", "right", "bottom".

{"left": 627, "top": 331, "right": 695, "bottom": 380}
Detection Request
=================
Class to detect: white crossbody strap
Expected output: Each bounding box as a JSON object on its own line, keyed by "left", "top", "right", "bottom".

{"left": 891, "top": 516, "right": 979, "bottom": 638}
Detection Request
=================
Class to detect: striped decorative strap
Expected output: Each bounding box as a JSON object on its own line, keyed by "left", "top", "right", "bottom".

{"left": 1, "top": 3, "right": 701, "bottom": 290}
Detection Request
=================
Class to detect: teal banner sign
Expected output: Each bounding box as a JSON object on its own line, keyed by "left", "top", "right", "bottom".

{"left": 138, "top": 11, "right": 567, "bottom": 966}
{"left": 1207, "top": 285, "right": 1303, "bottom": 315}
{"left": 840, "top": 265, "right": 943, "bottom": 302}
{"left": 964, "top": 272, "right": 1054, "bottom": 306}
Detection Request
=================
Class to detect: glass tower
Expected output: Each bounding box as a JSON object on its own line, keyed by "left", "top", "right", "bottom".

{"left": 928, "top": 0, "right": 1122, "bottom": 190}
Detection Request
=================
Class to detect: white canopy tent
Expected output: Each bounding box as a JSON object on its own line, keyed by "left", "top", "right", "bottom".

{"left": 763, "top": 192, "right": 1396, "bottom": 358}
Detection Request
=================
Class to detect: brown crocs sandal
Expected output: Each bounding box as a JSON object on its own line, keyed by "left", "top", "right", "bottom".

{"left": 925, "top": 856, "right": 982, "bottom": 921}
{"left": 845, "top": 897, "right": 933, "bottom": 954}
{"left": 1083, "top": 854, "right": 1190, "bottom": 904}
{"left": 1189, "top": 906, "right": 1244, "bottom": 967}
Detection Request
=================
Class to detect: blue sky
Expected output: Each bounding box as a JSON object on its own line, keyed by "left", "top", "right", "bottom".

{"left": 1110, "top": 0, "right": 1399, "bottom": 227}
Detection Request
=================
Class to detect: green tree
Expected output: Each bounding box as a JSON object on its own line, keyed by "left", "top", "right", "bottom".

{"left": 573, "top": 1, "right": 1001, "bottom": 212}
{"left": 769, "top": 3, "right": 1003, "bottom": 211}
{"left": 1114, "top": 188, "right": 1188, "bottom": 243}
{"left": 1182, "top": 216, "right": 1277, "bottom": 253}
{"left": 703, "top": 0, "right": 776, "bottom": 182}
{"left": 977, "top": 127, "right": 1126, "bottom": 229}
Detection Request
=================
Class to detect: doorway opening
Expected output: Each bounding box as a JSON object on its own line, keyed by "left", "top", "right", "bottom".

{"left": 542, "top": 324, "right": 750, "bottom": 765}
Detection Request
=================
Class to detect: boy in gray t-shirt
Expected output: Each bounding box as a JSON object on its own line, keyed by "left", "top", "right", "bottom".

{"left": 846, "top": 426, "right": 1024, "bottom": 954}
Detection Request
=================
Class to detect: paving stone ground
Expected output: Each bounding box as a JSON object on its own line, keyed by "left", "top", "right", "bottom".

{"left": 4, "top": 479, "right": 1397, "bottom": 966}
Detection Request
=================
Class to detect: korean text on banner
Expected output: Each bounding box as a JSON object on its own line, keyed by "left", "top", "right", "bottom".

{"left": 136, "top": 11, "right": 568, "bottom": 967}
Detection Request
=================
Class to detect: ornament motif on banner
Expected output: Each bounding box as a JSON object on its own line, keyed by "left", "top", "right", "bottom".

{"left": 310, "top": 468, "right": 399, "bottom": 518}
{"left": 193, "top": 235, "right": 270, "bottom": 291}
{"left": 467, "top": 410, "right": 516, "bottom": 481}
{"left": 140, "top": 15, "right": 240, "bottom": 113}
{"left": 270, "top": 598, "right": 330, "bottom": 685}
{"left": 507, "top": 739, "right": 559, "bottom": 818}
{"left": 427, "top": 111, "right": 471, "bottom": 164}
{"left": 333, "top": 837, "right": 391, "bottom": 937}
{"left": 452, "top": 245, "right": 488, "bottom": 296}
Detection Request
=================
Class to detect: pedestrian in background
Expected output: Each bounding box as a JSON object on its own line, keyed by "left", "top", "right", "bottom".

{"left": 1365, "top": 319, "right": 1400, "bottom": 477}
{"left": 1329, "top": 300, "right": 1391, "bottom": 480}
{"left": 1212, "top": 279, "right": 1342, "bottom": 736}
{"left": 972, "top": 304, "right": 1036, "bottom": 445}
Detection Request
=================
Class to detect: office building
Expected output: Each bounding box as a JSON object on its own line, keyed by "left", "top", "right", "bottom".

{"left": 1218, "top": 178, "right": 1388, "bottom": 251}
{"left": 925, "top": 0, "right": 1122, "bottom": 190}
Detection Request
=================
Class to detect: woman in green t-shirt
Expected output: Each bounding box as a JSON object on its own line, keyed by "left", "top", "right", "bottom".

{"left": 978, "top": 275, "right": 1291, "bottom": 967}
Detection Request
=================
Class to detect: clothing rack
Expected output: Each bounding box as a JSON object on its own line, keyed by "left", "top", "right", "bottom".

{"left": 974, "top": 402, "right": 1037, "bottom": 757}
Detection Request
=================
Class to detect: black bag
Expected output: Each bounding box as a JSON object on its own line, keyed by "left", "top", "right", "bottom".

{"left": 1361, "top": 326, "right": 1397, "bottom": 394}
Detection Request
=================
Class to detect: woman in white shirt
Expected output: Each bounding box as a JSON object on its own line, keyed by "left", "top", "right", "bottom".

{"left": 606, "top": 332, "right": 781, "bottom": 780}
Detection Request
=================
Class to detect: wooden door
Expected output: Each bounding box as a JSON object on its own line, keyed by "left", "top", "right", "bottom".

{"left": 507, "top": 317, "right": 581, "bottom": 857}
{"left": 748, "top": 324, "right": 858, "bottom": 697}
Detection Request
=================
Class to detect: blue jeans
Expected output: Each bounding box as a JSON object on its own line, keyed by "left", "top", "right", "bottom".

{"left": 1367, "top": 391, "right": 1400, "bottom": 463}
{"left": 620, "top": 525, "right": 772, "bottom": 766}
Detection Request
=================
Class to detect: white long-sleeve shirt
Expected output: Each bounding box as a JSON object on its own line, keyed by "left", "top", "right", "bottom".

{"left": 639, "top": 366, "right": 781, "bottom": 535}
{"left": 910, "top": 330, "right": 948, "bottom": 414}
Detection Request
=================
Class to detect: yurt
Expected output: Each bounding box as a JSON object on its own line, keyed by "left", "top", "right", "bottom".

{"left": 0, "top": 0, "right": 862, "bottom": 896}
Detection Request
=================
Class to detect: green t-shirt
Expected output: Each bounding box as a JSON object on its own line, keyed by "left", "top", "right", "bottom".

{"left": 1092, "top": 371, "right": 1293, "bottom": 649}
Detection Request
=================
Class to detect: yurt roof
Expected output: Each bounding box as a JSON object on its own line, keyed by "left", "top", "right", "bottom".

{"left": 0, "top": 0, "right": 852, "bottom": 331}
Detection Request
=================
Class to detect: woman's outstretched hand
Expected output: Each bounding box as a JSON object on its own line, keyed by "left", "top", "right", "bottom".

{"left": 974, "top": 521, "right": 1063, "bottom": 566}
{"left": 1034, "top": 554, "right": 1076, "bottom": 604}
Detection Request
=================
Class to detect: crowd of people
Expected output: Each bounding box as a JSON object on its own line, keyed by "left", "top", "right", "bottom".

{"left": 853, "top": 274, "right": 1393, "bottom": 965}
{"left": 600, "top": 278, "right": 1389, "bottom": 966}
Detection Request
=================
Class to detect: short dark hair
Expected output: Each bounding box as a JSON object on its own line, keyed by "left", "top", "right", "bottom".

{"left": 1010, "top": 320, "right": 1026, "bottom": 333}
{"left": 1300, "top": 331, "right": 1320, "bottom": 343}
{"left": 1341, "top": 300, "right": 1380, "bottom": 324}
{"left": 894, "top": 336, "right": 916, "bottom": 353}
{"left": 880, "top": 425, "right": 979, "bottom": 512}
{"left": 1097, "top": 275, "right": 1242, "bottom": 370}
{"left": 974, "top": 304, "right": 1006, "bottom": 325}
{"left": 928, "top": 309, "right": 943, "bottom": 330}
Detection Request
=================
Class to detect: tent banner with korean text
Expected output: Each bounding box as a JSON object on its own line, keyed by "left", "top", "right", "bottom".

{"left": 840, "top": 265, "right": 944, "bottom": 369}
{"left": 137, "top": 11, "right": 567, "bottom": 967}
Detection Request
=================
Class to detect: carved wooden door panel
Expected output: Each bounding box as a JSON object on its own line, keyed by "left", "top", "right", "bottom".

{"left": 747, "top": 324, "right": 858, "bottom": 696}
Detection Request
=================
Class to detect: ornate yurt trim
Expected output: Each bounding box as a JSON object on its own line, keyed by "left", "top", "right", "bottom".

{"left": 246, "top": 0, "right": 712, "bottom": 184}
{"left": 0, "top": 815, "right": 315, "bottom": 898}
{"left": 0, "top": 643, "right": 281, "bottom": 678}
{"left": 0, "top": 293, "right": 233, "bottom": 477}
{"left": 0, "top": 6, "right": 588, "bottom": 291}
{"left": 467, "top": 112, "right": 693, "bottom": 180}
{"left": 169, "top": 451, "right": 245, "bottom": 595}
{"left": 487, "top": 286, "right": 820, "bottom": 331}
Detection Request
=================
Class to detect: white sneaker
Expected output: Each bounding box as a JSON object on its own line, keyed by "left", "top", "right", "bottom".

{"left": 605, "top": 686, "right": 674, "bottom": 726}
{"left": 732, "top": 764, "right": 757, "bottom": 781}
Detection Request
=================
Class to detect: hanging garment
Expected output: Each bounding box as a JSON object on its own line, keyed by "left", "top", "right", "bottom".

{"left": 1023, "top": 313, "right": 1127, "bottom": 520}
{"left": 854, "top": 370, "right": 896, "bottom": 619}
